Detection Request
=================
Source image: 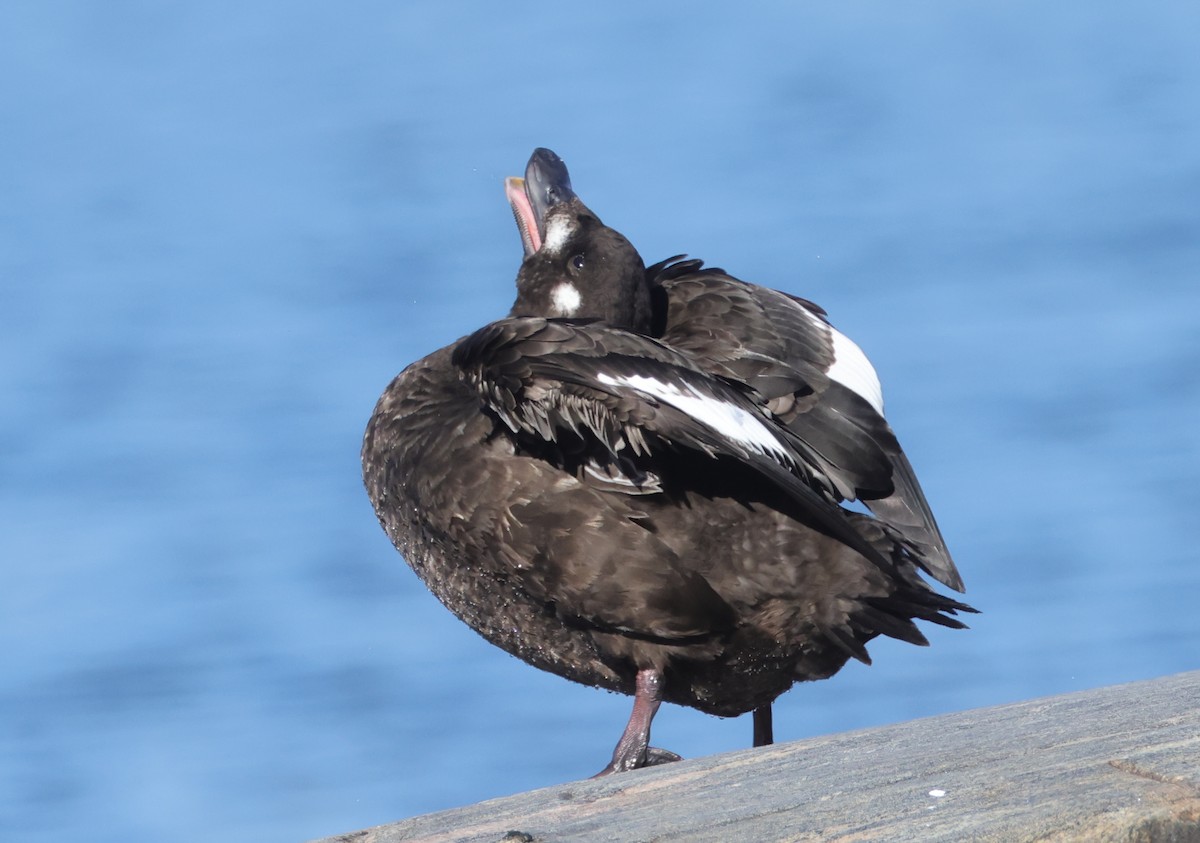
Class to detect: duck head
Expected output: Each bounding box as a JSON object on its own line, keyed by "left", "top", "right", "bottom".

{"left": 506, "top": 148, "right": 651, "bottom": 332}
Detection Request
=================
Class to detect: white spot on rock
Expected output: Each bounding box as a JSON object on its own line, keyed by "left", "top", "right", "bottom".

{"left": 929, "top": 789, "right": 946, "bottom": 798}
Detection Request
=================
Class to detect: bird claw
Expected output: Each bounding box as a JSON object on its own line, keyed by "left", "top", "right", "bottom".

{"left": 591, "top": 745, "right": 682, "bottom": 777}
{"left": 643, "top": 746, "right": 683, "bottom": 767}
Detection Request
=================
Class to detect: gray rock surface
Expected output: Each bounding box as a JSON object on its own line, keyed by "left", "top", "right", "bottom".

{"left": 313, "top": 671, "right": 1200, "bottom": 843}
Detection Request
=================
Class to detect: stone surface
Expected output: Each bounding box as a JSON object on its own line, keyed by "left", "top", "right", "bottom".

{"left": 313, "top": 671, "right": 1200, "bottom": 843}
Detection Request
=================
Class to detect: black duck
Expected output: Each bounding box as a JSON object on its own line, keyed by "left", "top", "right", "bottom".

{"left": 362, "top": 148, "right": 973, "bottom": 775}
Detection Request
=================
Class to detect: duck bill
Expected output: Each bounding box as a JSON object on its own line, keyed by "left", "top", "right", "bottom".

{"left": 505, "top": 177, "right": 540, "bottom": 256}
{"left": 505, "top": 147, "right": 579, "bottom": 257}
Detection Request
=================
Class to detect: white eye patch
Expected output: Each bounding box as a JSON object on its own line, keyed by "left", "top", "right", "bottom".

{"left": 542, "top": 216, "right": 576, "bottom": 255}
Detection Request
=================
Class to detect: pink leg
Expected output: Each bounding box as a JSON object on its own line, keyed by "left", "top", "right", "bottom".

{"left": 593, "top": 668, "right": 681, "bottom": 776}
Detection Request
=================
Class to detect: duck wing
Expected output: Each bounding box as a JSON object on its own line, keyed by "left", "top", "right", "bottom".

{"left": 651, "top": 258, "right": 962, "bottom": 592}
{"left": 452, "top": 316, "right": 893, "bottom": 575}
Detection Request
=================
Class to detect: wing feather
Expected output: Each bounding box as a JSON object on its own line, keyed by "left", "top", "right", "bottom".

{"left": 649, "top": 258, "right": 964, "bottom": 592}
{"left": 452, "top": 316, "right": 893, "bottom": 572}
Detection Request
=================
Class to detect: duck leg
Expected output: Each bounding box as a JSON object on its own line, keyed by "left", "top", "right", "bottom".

{"left": 752, "top": 704, "right": 774, "bottom": 747}
{"left": 593, "top": 668, "right": 681, "bottom": 776}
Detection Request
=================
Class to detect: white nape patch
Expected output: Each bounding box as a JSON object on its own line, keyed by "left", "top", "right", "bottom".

{"left": 801, "top": 309, "right": 885, "bottom": 415}
{"left": 597, "top": 372, "right": 790, "bottom": 461}
{"left": 551, "top": 282, "right": 582, "bottom": 317}
{"left": 542, "top": 216, "right": 575, "bottom": 255}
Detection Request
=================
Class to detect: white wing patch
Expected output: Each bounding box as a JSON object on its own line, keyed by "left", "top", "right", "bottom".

{"left": 542, "top": 216, "right": 575, "bottom": 255}
{"left": 801, "top": 308, "right": 885, "bottom": 415}
{"left": 551, "top": 282, "right": 582, "bottom": 316}
{"left": 827, "top": 326, "right": 884, "bottom": 415}
{"left": 596, "top": 372, "right": 791, "bottom": 461}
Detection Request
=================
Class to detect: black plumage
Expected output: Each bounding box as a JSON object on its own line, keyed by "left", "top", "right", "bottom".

{"left": 362, "top": 148, "right": 973, "bottom": 775}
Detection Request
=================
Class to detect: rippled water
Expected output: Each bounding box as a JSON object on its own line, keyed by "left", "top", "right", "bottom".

{"left": 3, "top": 3, "right": 1198, "bottom": 841}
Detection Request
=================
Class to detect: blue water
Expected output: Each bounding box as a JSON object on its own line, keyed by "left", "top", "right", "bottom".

{"left": 3, "top": 3, "right": 1198, "bottom": 841}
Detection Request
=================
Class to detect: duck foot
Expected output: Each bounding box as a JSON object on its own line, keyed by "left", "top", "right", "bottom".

{"left": 592, "top": 745, "right": 681, "bottom": 777}
{"left": 643, "top": 747, "right": 683, "bottom": 767}
{"left": 592, "top": 668, "right": 679, "bottom": 776}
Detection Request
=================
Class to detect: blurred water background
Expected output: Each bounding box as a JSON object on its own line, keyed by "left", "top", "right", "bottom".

{"left": 2, "top": 2, "right": 1198, "bottom": 841}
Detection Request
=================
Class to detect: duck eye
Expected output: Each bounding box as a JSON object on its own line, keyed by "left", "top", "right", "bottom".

{"left": 570, "top": 254, "right": 586, "bottom": 272}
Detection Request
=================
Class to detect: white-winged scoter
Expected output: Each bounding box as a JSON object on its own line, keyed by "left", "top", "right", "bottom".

{"left": 362, "top": 148, "right": 973, "bottom": 775}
